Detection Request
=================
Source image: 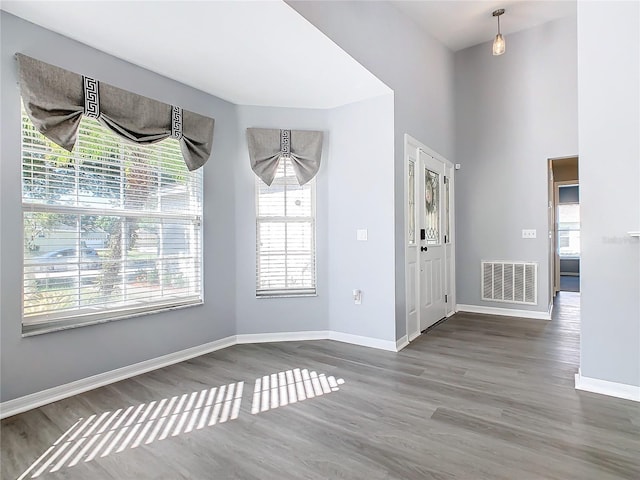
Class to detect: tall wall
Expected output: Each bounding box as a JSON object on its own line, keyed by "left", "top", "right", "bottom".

{"left": 234, "top": 105, "right": 330, "bottom": 335}
{"left": 234, "top": 95, "right": 395, "bottom": 343}
{"left": 577, "top": 1, "right": 640, "bottom": 387}
{"left": 454, "top": 15, "right": 578, "bottom": 313}
{"left": 0, "top": 12, "right": 238, "bottom": 402}
{"left": 327, "top": 95, "right": 395, "bottom": 341}
{"left": 288, "top": 1, "right": 456, "bottom": 339}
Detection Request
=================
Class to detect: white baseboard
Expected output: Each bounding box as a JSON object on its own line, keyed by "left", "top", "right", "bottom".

{"left": 0, "top": 336, "right": 236, "bottom": 420}
{"left": 575, "top": 369, "right": 640, "bottom": 402}
{"left": 456, "top": 304, "right": 551, "bottom": 320}
{"left": 328, "top": 331, "right": 398, "bottom": 352}
{"left": 408, "top": 331, "right": 420, "bottom": 342}
{"left": 236, "top": 331, "right": 328, "bottom": 344}
{"left": 236, "top": 330, "right": 397, "bottom": 351}
{"left": 1, "top": 330, "right": 399, "bottom": 419}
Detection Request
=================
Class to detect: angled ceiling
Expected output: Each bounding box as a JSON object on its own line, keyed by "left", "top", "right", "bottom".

{"left": 392, "top": 0, "right": 577, "bottom": 52}
{"left": 2, "top": 1, "right": 577, "bottom": 108}
{"left": 1, "top": 1, "right": 391, "bottom": 109}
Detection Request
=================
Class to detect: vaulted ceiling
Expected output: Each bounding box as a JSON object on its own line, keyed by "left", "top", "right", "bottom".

{"left": 2, "top": 1, "right": 576, "bottom": 108}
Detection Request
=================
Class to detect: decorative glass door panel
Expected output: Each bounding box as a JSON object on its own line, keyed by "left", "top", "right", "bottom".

{"left": 424, "top": 167, "right": 440, "bottom": 244}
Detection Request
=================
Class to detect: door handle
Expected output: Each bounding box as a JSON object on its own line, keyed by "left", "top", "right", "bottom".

{"left": 421, "top": 246, "right": 428, "bottom": 252}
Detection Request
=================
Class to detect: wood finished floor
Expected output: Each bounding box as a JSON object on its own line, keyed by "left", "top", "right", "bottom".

{"left": 2, "top": 292, "right": 639, "bottom": 479}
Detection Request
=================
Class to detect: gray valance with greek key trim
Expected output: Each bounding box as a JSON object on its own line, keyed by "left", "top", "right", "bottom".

{"left": 246, "top": 128, "right": 323, "bottom": 186}
{"left": 17, "top": 54, "right": 214, "bottom": 171}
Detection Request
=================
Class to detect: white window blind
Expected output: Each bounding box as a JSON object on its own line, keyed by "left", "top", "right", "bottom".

{"left": 256, "top": 158, "right": 316, "bottom": 296}
{"left": 22, "top": 107, "right": 203, "bottom": 334}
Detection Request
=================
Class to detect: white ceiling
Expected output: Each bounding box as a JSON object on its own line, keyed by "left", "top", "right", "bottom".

{"left": 392, "top": 0, "right": 576, "bottom": 52}
{"left": 1, "top": 1, "right": 391, "bottom": 109}
{"left": 2, "top": 1, "right": 576, "bottom": 109}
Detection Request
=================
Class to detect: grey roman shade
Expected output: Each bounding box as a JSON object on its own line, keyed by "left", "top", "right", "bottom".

{"left": 247, "top": 128, "right": 323, "bottom": 185}
{"left": 17, "top": 53, "right": 214, "bottom": 171}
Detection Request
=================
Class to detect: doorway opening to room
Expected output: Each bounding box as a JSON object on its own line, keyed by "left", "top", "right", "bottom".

{"left": 548, "top": 156, "right": 580, "bottom": 300}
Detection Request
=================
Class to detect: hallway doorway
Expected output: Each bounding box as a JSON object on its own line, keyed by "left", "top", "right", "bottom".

{"left": 548, "top": 156, "right": 579, "bottom": 299}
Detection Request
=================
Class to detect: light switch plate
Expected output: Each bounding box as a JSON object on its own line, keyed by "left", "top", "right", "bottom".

{"left": 522, "top": 229, "right": 537, "bottom": 239}
{"left": 357, "top": 229, "right": 368, "bottom": 241}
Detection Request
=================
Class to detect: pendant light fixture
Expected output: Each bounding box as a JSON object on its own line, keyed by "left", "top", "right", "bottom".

{"left": 492, "top": 9, "right": 506, "bottom": 56}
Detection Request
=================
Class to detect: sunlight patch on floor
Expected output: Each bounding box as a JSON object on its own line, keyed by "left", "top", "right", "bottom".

{"left": 251, "top": 368, "right": 344, "bottom": 414}
{"left": 17, "top": 381, "right": 243, "bottom": 480}
{"left": 18, "top": 368, "right": 345, "bottom": 479}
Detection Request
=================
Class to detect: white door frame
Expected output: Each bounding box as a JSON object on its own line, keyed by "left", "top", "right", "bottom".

{"left": 547, "top": 159, "right": 556, "bottom": 305}
{"left": 404, "top": 134, "right": 456, "bottom": 342}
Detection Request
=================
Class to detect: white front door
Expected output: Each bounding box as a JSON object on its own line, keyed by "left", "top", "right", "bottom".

{"left": 418, "top": 150, "right": 447, "bottom": 331}
{"left": 404, "top": 135, "right": 454, "bottom": 342}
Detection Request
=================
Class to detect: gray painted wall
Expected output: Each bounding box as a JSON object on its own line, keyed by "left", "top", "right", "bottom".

{"left": 234, "top": 105, "right": 330, "bottom": 335}
{"left": 454, "top": 16, "right": 578, "bottom": 313}
{"left": 578, "top": 1, "right": 640, "bottom": 387}
{"left": 1, "top": 10, "right": 399, "bottom": 404}
{"left": 327, "top": 95, "right": 396, "bottom": 340}
{"left": 0, "top": 12, "right": 238, "bottom": 402}
{"left": 234, "top": 95, "right": 396, "bottom": 342}
{"left": 288, "top": 1, "right": 456, "bottom": 340}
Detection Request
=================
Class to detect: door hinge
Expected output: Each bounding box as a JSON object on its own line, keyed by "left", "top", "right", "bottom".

{"left": 444, "top": 235, "right": 448, "bottom": 243}
{"left": 444, "top": 176, "right": 448, "bottom": 184}
{"left": 445, "top": 294, "right": 448, "bottom": 303}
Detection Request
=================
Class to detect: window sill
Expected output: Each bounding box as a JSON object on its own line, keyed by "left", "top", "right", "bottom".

{"left": 22, "top": 299, "right": 203, "bottom": 337}
{"left": 256, "top": 293, "right": 317, "bottom": 299}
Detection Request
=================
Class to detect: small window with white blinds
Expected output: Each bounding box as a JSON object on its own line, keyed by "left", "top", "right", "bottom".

{"left": 21, "top": 106, "right": 203, "bottom": 335}
{"left": 256, "top": 158, "right": 316, "bottom": 297}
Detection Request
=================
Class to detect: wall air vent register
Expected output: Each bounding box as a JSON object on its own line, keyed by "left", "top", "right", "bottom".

{"left": 481, "top": 261, "right": 537, "bottom": 305}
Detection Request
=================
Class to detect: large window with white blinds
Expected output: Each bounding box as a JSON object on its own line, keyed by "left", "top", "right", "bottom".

{"left": 256, "top": 158, "right": 316, "bottom": 297}
{"left": 22, "top": 107, "right": 203, "bottom": 335}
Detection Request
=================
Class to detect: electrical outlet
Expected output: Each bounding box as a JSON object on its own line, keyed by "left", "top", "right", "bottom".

{"left": 357, "top": 229, "right": 368, "bottom": 241}
{"left": 522, "top": 229, "right": 537, "bottom": 239}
